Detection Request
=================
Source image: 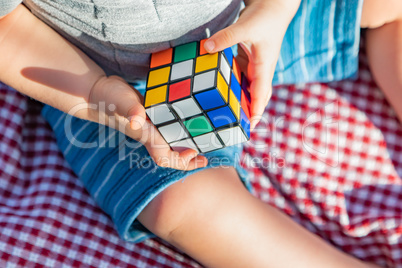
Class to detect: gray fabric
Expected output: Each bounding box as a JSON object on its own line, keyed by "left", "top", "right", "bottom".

{"left": 0, "top": 0, "right": 240, "bottom": 81}
{"left": 0, "top": 0, "right": 21, "bottom": 16}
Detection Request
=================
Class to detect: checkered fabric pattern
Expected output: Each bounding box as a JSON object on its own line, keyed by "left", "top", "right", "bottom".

{"left": 0, "top": 47, "right": 401, "bottom": 267}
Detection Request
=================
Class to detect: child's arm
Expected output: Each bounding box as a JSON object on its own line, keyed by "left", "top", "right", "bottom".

{"left": 205, "top": 0, "right": 301, "bottom": 129}
{"left": 0, "top": 4, "right": 207, "bottom": 170}
{"left": 0, "top": 5, "right": 104, "bottom": 118}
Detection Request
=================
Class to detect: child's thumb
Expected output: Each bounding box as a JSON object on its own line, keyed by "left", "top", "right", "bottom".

{"left": 113, "top": 92, "right": 146, "bottom": 130}
{"left": 204, "top": 23, "right": 245, "bottom": 53}
{"left": 126, "top": 105, "right": 147, "bottom": 130}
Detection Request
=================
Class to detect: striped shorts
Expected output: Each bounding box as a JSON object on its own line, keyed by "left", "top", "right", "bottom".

{"left": 42, "top": 0, "right": 363, "bottom": 243}
{"left": 42, "top": 85, "right": 251, "bottom": 242}
{"left": 273, "top": 0, "right": 363, "bottom": 85}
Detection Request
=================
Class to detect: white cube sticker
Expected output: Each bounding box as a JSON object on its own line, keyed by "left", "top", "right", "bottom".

{"left": 170, "top": 138, "right": 199, "bottom": 153}
{"left": 171, "top": 98, "right": 202, "bottom": 119}
{"left": 193, "top": 132, "right": 223, "bottom": 153}
{"left": 220, "top": 54, "right": 231, "bottom": 85}
{"left": 146, "top": 104, "right": 175, "bottom": 125}
{"left": 218, "top": 126, "right": 248, "bottom": 147}
{"left": 158, "top": 122, "right": 188, "bottom": 143}
{"left": 170, "top": 59, "right": 193, "bottom": 81}
{"left": 193, "top": 70, "right": 216, "bottom": 93}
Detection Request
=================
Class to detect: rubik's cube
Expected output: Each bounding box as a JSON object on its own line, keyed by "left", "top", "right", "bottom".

{"left": 144, "top": 39, "right": 251, "bottom": 153}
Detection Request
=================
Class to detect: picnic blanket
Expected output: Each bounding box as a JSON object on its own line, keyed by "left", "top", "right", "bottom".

{"left": 0, "top": 47, "right": 401, "bottom": 267}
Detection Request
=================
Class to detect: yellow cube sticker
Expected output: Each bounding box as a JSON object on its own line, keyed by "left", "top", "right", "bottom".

{"left": 195, "top": 53, "right": 218, "bottom": 73}
{"left": 147, "top": 67, "right": 170, "bottom": 88}
{"left": 216, "top": 72, "right": 228, "bottom": 103}
{"left": 229, "top": 90, "right": 240, "bottom": 119}
{"left": 144, "top": 85, "right": 167, "bottom": 107}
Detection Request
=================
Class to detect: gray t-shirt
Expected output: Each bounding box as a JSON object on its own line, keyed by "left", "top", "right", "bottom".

{"left": 1, "top": 0, "right": 240, "bottom": 81}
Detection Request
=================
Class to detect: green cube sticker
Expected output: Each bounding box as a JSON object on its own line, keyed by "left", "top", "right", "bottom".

{"left": 174, "top": 42, "right": 197, "bottom": 63}
{"left": 184, "top": 116, "right": 213, "bottom": 136}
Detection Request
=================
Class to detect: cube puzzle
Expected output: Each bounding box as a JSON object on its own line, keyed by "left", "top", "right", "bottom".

{"left": 144, "top": 39, "right": 251, "bottom": 153}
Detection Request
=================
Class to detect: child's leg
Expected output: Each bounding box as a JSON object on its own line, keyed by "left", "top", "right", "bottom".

{"left": 361, "top": 0, "right": 402, "bottom": 120}
{"left": 137, "top": 167, "right": 375, "bottom": 267}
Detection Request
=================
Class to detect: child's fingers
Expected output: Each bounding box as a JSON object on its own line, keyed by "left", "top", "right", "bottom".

{"left": 144, "top": 142, "right": 208, "bottom": 171}
{"left": 204, "top": 22, "right": 246, "bottom": 54}
{"left": 90, "top": 76, "right": 207, "bottom": 170}
{"left": 112, "top": 91, "right": 147, "bottom": 130}
{"left": 130, "top": 122, "right": 207, "bottom": 170}
{"left": 175, "top": 149, "right": 208, "bottom": 170}
{"left": 248, "top": 46, "right": 274, "bottom": 130}
{"left": 103, "top": 80, "right": 147, "bottom": 130}
{"left": 249, "top": 73, "right": 272, "bottom": 130}
{"left": 204, "top": 0, "right": 269, "bottom": 54}
{"left": 185, "top": 154, "right": 209, "bottom": 170}
{"left": 127, "top": 106, "right": 146, "bottom": 130}
{"left": 90, "top": 76, "right": 146, "bottom": 126}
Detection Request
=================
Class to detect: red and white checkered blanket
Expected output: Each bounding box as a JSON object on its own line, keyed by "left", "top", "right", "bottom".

{"left": 0, "top": 48, "right": 401, "bottom": 267}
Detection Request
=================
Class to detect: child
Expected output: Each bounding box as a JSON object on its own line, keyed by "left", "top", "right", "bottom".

{"left": 0, "top": 0, "right": 396, "bottom": 266}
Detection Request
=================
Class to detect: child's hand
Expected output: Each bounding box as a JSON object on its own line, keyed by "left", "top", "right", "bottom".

{"left": 1, "top": 5, "right": 206, "bottom": 171}
{"left": 204, "top": 0, "right": 301, "bottom": 130}
{"left": 88, "top": 75, "right": 208, "bottom": 170}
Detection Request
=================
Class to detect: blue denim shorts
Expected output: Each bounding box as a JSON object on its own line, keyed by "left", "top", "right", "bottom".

{"left": 41, "top": 0, "right": 363, "bottom": 243}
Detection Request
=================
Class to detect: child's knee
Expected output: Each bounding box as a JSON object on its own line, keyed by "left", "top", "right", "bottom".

{"left": 137, "top": 167, "right": 244, "bottom": 240}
